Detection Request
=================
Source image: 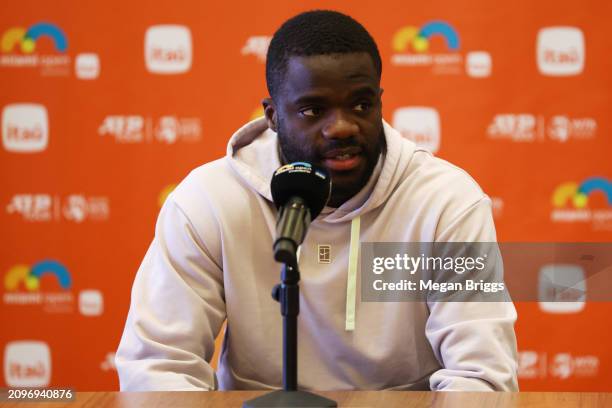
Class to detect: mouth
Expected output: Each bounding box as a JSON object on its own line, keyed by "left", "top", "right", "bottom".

{"left": 322, "top": 147, "right": 363, "bottom": 171}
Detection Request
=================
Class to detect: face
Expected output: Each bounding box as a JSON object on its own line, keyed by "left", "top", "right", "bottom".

{"left": 264, "top": 52, "right": 385, "bottom": 208}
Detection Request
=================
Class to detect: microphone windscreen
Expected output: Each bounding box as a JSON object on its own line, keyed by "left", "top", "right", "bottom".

{"left": 271, "top": 162, "right": 331, "bottom": 219}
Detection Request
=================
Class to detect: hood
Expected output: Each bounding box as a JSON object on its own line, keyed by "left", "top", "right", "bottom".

{"left": 226, "top": 117, "right": 416, "bottom": 224}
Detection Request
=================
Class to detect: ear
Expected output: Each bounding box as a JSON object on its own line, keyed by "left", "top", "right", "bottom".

{"left": 262, "top": 97, "right": 277, "bottom": 132}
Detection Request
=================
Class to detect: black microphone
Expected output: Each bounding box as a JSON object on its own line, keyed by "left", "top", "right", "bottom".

{"left": 271, "top": 162, "right": 331, "bottom": 265}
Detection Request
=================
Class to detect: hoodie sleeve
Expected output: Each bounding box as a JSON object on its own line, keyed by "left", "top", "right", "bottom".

{"left": 426, "top": 196, "right": 519, "bottom": 391}
{"left": 115, "top": 195, "right": 226, "bottom": 391}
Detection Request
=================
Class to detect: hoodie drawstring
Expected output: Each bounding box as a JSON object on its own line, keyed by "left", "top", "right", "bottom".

{"left": 345, "top": 216, "right": 360, "bottom": 331}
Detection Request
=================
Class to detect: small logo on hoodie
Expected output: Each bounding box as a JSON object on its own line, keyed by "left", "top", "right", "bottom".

{"left": 318, "top": 245, "right": 331, "bottom": 264}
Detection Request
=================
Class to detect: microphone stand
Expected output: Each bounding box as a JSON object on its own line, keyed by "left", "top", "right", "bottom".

{"left": 243, "top": 256, "right": 337, "bottom": 407}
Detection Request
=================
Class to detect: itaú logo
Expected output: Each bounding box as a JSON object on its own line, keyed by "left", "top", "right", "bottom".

{"left": 4, "top": 341, "right": 51, "bottom": 387}
{"left": 145, "top": 25, "right": 192, "bottom": 74}
{"left": 2, "top": 103, "right": 48, "bottom": 153}
{"left": 537, "top": 27, "right": 585, "bottom": 76}
{"left": 392, "top": 107, "right": 441, "bottom": 154}
{"left": 538, "top": 264, "right": 586, "bottom": 314}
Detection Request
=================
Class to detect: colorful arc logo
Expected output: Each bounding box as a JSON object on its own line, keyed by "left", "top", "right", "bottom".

{"left": 393, "top": 21, "right": 459, "bottom": 53}
{"left": 4, "top": 260, "right": 71, "bottom": 291}
{"left": 552, "top": 177, "right": 612, "bottom": 208}
{"left": 1, "top": 23, "right": 67, "bottom": 53}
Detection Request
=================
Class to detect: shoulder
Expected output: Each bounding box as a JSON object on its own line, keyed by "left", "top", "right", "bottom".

{"left": 170, "top": 158, "right": 251, "bottom": 214}
{"left": 382, "top": 121, "right": 486, "bottom": 207}
{"left": 402, "top": 148, "right": 487, "bottom": 205}
{"left": 391, "top": 147, "right": 494, "bottom": 240}
{"left": 165, "top": 157, "right": 271, "bottom": 239}
{"left": 168, "top": 159, "right": 221, "bottom": 210}
{"left": 155, "top": 159, "right": 244, "bottom": 241}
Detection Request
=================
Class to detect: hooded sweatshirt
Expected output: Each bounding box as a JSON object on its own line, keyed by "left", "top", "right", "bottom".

{"left": 116, "top": 117, "right": 518, "bottom": 391}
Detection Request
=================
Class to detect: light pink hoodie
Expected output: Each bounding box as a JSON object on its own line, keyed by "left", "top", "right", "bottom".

{"left": 116, "top": 118, "right": 518, "bottom": 391}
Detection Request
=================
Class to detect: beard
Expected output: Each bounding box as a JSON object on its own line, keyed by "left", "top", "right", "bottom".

{"left": 275, "top": 116, "right": 386, "bottom": 207}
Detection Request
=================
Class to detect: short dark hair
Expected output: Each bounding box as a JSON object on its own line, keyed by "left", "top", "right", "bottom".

{"left": 266, "top": 10, "right": 382, "bottom": 99}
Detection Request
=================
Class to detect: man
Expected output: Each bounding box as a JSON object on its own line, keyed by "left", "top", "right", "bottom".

{"left": 116, "top": 10, "right": 518, "bottom": 391}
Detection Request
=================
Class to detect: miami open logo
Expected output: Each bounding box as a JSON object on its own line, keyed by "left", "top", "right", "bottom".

{"left": 391, "top": 20, "right": 490, "bottom": 77}
{"left": 551, "top": 177, "right": 612, "bottom": 230}
{"left": 3, "top": 260, "right": 75, "bottom": 313}
{"left": 1, "top": 23, "right": 67, "bottom": 54}
{"left": 0, "top": 21, "right": 94, "bottom": 77}
{"left": 393, "top": 21, "right": 459, "bottom": 54}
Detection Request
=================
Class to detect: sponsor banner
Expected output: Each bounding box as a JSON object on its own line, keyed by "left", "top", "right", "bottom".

{"left": 537, "top": 27, "right": 585, "bottom": 76}
{"left": 0, "top": 0, "right": 609, "bottom": 393}
{"left": 3, "top": 260, "right": 74, "bottom": 313}
{"left": 241, "top": 36, "right": 271, "bottom": 62}
{"left": 551, "top": 177, "right": 612, "bottom": 231}
{"left": 1, "top": 22, "right": 98, "bottom": 78}
{"left": 487, "top": 114, "right": 597, "bottom": 143}
{"left": 519, "top": 350, "right": 599, "bottom": 380}
{"left": 392, "top": 107, "right": 440, "bottom": 153}
{"left": 145, "top": 25, "right": 192, "bottom": 74}
{"left": 6, "top": 194, "right": 110, "bottom": 223}
{"left": 98, "top": 115, "right": 201, "bottom": 144}
{"left": 390, "top": 20, "right": 491, "bottom": 77}
{"left": 74, "top": 53, "right": 100, "bottom": 79}
{"left": 2, "top": 103, "right": 48, "bottom": 153}
{"left": 0, "top": 22, "right": 70, "bottom": 75}
{"left": 3, "top": 341, "right": 51, "bottom": 387}
{"left": 3, "top": 260, "right": 104, "bottom": 316}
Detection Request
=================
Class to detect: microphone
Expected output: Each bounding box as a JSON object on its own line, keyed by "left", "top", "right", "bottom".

{"left": 271, "top": 162, "right": 331, "bottom": 265}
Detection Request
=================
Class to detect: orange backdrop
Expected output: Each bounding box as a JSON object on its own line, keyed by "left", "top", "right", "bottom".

{"left": 1, "top": 0, "right": 611, "bottom": 391}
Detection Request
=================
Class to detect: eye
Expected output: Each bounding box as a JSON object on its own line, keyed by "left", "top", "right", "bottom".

{"left": 300, "top": 107, "right": 324, "bottom": 117}
{"left": 354, "top": 102, "right": 372, "bottom": 113}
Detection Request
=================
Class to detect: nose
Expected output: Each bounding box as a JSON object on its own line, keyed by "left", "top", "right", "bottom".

{"left": 322, "top": 110, "right": 359, "bottom": 139}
